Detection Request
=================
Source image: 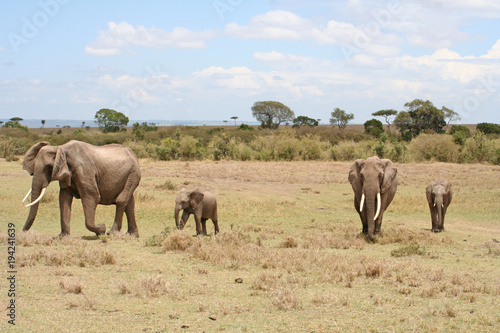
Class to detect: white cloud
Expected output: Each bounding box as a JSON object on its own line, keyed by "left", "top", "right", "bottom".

{"left": 482, "top": 39, "right": 500, "bottom": 59}
{"left": 85, "top": 21, "right": 216, "bottom": 56}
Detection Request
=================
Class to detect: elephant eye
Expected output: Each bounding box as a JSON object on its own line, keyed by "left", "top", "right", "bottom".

{"left": 378, "top": 173, "right": 383, "bottom": 179}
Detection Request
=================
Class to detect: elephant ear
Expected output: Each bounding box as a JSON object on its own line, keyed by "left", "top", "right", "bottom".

{"left": 23, "top": 141, "right": 50, "bottom": 175}
{"left": 51, "top": 147, "right": 72, "bottom": 188}
{"left": 189, "top": 190, "right": 204, "bottom": 210}
{"left": 425, "top": 182, "right": 433, "bottom": 204}
{"left": 381, "top": 159, "right": 397, "bottom": 194}
{"left": 348, "top": 159, "right": 364, "bottom": 199}
{"left": 443, "top": 180, "right": 453, "bottom": 203}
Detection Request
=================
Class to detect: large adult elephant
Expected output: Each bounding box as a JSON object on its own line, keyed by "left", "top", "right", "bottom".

{"left": 348, "top": 156, "right": 398, "bottom": 241}
{"left": 426, "top": 180, "right": 452, "bottom": 233}
{"left": 22, "top": 140, "right": 141, "bottom": 237}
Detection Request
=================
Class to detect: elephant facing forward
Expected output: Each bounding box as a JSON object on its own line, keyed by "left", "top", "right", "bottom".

{"left": 348, "top": 156, "right": 398, "bottom": 241}
{"left": 175, "top": 189, "right": 219, "bottom": 236}
{"left": 426, "top": 180, "right": 452, "bottom": 233}
{"left": 22, "top": 140, "right": 141, "bottom": 237}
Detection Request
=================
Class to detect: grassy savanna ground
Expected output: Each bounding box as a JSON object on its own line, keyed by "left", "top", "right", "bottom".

{"left": 1, "top": 159, "right": 499, "bottom": 332}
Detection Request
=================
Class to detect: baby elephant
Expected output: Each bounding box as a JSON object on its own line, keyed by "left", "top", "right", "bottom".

{"left": 175, "top": 189, "right": 219, "bottom": 236}
{"left": 426, "top": 180, "right": 453, "bottom": 233}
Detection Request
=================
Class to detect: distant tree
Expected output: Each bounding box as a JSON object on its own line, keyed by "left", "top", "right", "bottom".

{"left": 330, "top": 108, "right": 354, "bottom": 133}
{"left": 292, "top": 115, "right": 319, "bottom": 128}
{"left": 10, "top": 117, "right": 23, "bottom": 123}
{"left": 41, "top": 119, "right": 46, "bottom": 128}
{"left": 81, "top": 121, "right": 86, "bottom": 128}
{"left": 223, "top": 120, "right": 229, "bottom": 125}
{"left": 230, "top": 116, "right": 238, "bottom": 125}
{"left": 94, "top": 108, "right": 129, "bottom": 133}
{"left": 251, "top": 101, "right": 295, "bottom": 129}
{"left": 372, "top": 109, "right": 397, "bottom": 133}
{"left": 476, "top": 122, "right": 500, "bottom": 134}
{"left": 394, "top": 99, "right": 446, "bottom": 141}
{"left": 364, "top": 119, "right": 384, "bottom": 137}
{"left": 442, "top": 106, "right": 461, "bottom": 126}
{"left": 3, "top": 119, "right": 28, "bottom": 131}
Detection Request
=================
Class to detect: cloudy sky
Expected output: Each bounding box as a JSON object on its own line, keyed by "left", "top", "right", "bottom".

{"left": 1, "top": 0, "right": 499, "bottom": 125}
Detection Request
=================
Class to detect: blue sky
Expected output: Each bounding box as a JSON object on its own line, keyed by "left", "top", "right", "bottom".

{"left": 1, "top": 0, "right": 499, "bottom": 125}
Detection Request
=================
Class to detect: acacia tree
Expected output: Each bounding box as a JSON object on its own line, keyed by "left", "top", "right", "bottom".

{"left": 372, "top": 109, "right": 397, "bottom": 133}
{"left": 230, "top": 116, "right": 238, "bottom": 126}
{"left": 292, "top": 115, "right": 319, "bottom": 128}
{"left": 394, "top": 99, "right": 447, "bottom": 141}
{"left": 330, "top": 108, "right": 354, "bottom": 133}
{"left": 94, "top": 108, "right": 129, "bottom": 133}
{"left": 251, "top": 101, "right": 295, "bottom": 129}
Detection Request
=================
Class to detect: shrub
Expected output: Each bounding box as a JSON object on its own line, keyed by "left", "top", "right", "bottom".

{"left": 178, "top": 135, "right": 202, "bottom": 160}
{"left": 364, "top": 119, "right": 385, "bottom": 137}
{"left": 208, "top": 133, "right": 237, "bottom": 161}
{"left": 406, "top": 133, "right": 460, "bottom": 163}
{"left": 476, "top": 122, "right": 500, "bottom": 135}
{"left": 460, "top": 131, "right": 500, "bottom": 164}
{"left": 299, "top": 134, "right": 330, "bottom": 160}
{"left": 329, "top": 140, "right": 375, "bottom": 161}
{"left": 449, "top": 125, "right": 471, "bottom": 146}
{"left": 238, "top": 123, "right": 254, "bottom": 131}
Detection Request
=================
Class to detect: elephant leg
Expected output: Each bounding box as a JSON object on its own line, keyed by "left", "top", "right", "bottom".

{"left": 212, "top": 218, "right": 219, "bottom": 235}
{"left": 194, "top": 214, "right": 202, "bottom": 236}
{"left": 439, "top": 207, "right": 446, "bottom": 232}
{"left": 81, "top": 198, "right": 106, "bottom": 236}
{"left": 59, "top": 189, "right": 73, "bottom": 237}
{"left": 124, "top": 195, "right": 139, "bottom": 237}
{"left": 108, "top": 203, "right": 126, "bottom": 235}
{"left": 201, "top": 218, "right": 208, "bottom": 236}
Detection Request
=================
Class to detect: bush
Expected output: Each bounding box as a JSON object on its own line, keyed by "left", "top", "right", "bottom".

{"left": 406, "top": 133, "right": 460, "bottom": 163}
{"left": 460, "top": 132, "right": 500, "bottom": 164}
{"left": 476, "top": 122, "right": 500, "bottom": 135}
{"left": 364, "top": 119, "right": 385, "bottom": 138}
{"left": 329, "top": 140, "right": 375, "bottom": 161}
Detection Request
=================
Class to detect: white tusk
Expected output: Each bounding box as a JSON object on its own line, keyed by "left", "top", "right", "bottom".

{"left": 22, "top": 189, "right": 32, "bottom": 203}
{"left": 360, "top": 193, "right": 365, "bottom": 212}
{"left": 441, "top": 203, "right": 444, "bottom": 208}
{"left": 433, "top": 202, "right": 436, "bottom": 207}
{"left": 25, "top": 188, "right": 47, "bottom": 208}
{"left": 374, "top": 192, "right": 381, "bottom": 220}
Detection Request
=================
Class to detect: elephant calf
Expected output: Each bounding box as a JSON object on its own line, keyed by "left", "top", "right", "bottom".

{"left": 426, "top": 180, "right": 453, "bottom": 233}
{"left": 175, "top": 189, "right": 219, "bottom": 236}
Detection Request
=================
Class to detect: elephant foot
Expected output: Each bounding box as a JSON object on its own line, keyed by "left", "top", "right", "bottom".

{"left": 126, "top": 230, "right": 139, "bottom": 238}
{"left": 58, "top": 232, "right": 70, "bottom": 238}
{"left": 94, "top": 224, "right": 106, "bottom": 236}
{"left": 432, "top": 228, "right": 442, "bottom": 233}
{"left": 107, "top": 227, "right": 120, "bottom": 236}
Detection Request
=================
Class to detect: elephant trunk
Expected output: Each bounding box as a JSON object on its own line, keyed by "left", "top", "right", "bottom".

{"left": 363, "top": 185, "right": 378, "bottom": 242}
{"left": 436, "top": 196, "right": 444, "bottom": 229}
{"left": 23, "top": 174, "right": 49, "bottom": 231}
{"left": 23, "top": 187, "right": 43, "bottom": 231}
{"left": 175, "top": 206, "right": 181, "bottom": 229}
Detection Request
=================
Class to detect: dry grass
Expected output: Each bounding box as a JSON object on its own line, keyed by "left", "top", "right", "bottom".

{"left": 1, "top": 159, "right": 499, "bottom": 332}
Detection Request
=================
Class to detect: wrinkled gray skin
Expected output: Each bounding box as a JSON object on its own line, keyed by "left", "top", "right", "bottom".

{"left": 175, "top": 189, "right": 219, "bottom": 236}
{"left": 348, "top": 156, "right": 398, "bottom": 241}
{"left": 426, "top": 180, "right": 452, "bottom": 233}
{"left": 22, "top": 140, "right": 141, "bottom": 237}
